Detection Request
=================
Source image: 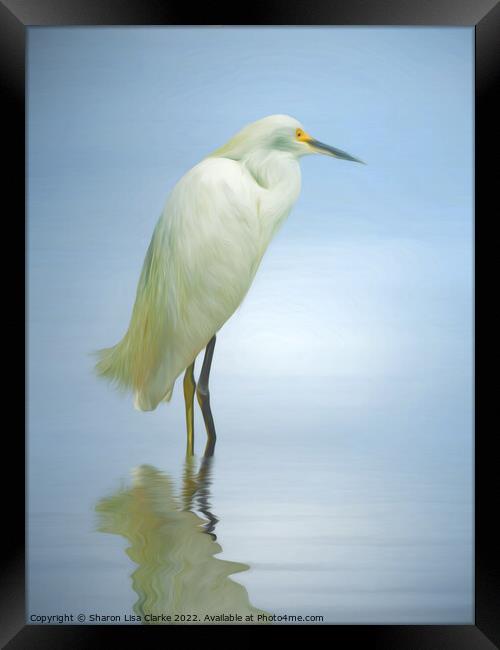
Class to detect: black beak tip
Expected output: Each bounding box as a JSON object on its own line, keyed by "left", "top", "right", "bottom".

{"left": 349, "top": 154, "right": 366, "bottom": 165}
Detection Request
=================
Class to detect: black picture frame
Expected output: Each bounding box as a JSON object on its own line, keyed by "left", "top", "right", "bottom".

{"left": 4, "top": 0, "right": 498, "bottom": 646}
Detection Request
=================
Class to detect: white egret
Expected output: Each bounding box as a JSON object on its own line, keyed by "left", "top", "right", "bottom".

{"left": 95, "top": 114, "right": 363, "bottom": 454}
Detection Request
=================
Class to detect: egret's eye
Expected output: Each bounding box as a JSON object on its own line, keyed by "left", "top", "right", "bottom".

{"left": 295, "top": 128, "right": 310, "bottom": 142}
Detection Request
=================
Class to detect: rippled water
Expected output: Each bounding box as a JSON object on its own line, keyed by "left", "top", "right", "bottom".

{"left": 94, "top": 459, "right": 268, "bottom": 624}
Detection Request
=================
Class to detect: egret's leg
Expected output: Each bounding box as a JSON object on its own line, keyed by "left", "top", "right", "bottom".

{"left": 183, "top": 361, "right": 196, "bottom": 456}
{"left": 197, "top": 335, "right": 217, "bottom": 453}
{"left": 204, "top": 435, "right": 216, "bottom": 458}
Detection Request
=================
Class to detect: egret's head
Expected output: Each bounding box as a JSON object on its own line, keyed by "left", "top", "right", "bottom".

{"left": 210, "top": 114, "right": 364, "bottom": 164}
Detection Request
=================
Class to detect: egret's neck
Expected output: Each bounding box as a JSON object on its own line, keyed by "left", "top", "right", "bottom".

{"left": 243, "top": 148, "right": 299, "bottom": 191}
{"left": 243, "top": 149, "right": 301, "bottom": 239}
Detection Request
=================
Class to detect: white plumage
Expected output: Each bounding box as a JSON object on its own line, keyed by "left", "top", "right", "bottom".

{"left": 95, "top": 114, "right": 362, "bottom": 418}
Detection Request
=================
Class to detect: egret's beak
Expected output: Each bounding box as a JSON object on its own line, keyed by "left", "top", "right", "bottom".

{"left": 309, "top": 139, "right": 365, "bottom": 164}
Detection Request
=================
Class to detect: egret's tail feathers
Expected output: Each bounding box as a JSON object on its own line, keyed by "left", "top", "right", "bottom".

{"left": 162, "top": 386, "right": 174, "bottom": 403}
{"left": 94, "top": 336, "right": 135, "bottom": 392}
{"left": 94, "top": 326, "right": 176, "bottom": 412}
{"left": 133, "top": 384, "right": 174, "bottom": 412}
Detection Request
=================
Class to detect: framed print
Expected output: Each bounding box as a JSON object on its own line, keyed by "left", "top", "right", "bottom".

{"left": 3, "top": 0, "right": 498, "bottom": 646}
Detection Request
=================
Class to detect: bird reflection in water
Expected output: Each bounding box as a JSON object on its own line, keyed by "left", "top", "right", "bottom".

{"left": 95, "top": 451, "right": 268, "bottom": 624}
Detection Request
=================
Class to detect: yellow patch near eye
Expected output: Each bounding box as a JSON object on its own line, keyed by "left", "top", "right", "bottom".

{"left": 296, "top": 128, "right": 312, "bottom": 142}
